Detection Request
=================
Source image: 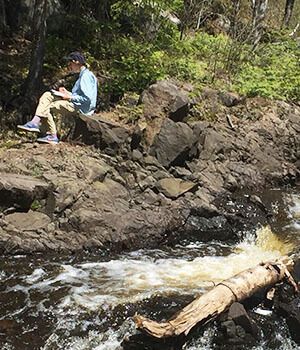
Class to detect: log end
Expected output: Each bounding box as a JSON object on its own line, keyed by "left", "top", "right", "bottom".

{"left": 133, "top": 314, "right": 175, "bottom": 338}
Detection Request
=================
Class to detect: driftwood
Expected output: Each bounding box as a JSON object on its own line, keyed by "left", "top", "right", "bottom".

{"left": 134, "top": 256, "right": 294, "bottom": 339}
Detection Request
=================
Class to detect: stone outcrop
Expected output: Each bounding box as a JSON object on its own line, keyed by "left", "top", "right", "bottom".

{"left": 71, "top": 114, "right": 130, "bottom": 156}
{"left": 0, "top": 80, "right": 300, "bottom": 254}
{"left": 138, "top": 80, "right": 191, "bottom": 147}
{"left": 149, "top": 118, "right": 196, "bottom": 168}
{"left": 0, "top": 173, "right": 50, "bottom": 211}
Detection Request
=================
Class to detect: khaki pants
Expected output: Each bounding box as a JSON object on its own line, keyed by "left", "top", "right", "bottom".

{"left": 35, "top": 91, "right": 77, "bottom": 135}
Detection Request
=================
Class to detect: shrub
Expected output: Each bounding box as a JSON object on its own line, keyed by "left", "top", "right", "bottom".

{"left": 233, "top": 40, "right": 300, "bottom": 101}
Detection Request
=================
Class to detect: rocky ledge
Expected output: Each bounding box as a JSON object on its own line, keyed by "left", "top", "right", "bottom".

{"left": 0, "top": 80, "right": 300, "bottom": 254}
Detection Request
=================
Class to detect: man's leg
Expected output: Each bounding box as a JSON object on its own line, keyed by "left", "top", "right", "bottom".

{"left": 37, "top": 99, "right": 76, "bottom": 144}
{"left": 17, "top": 92, "right": 57, "bottom": 133}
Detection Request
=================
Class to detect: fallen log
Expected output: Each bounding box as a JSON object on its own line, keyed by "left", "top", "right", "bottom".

{"left": 134, "top": 256, "right": 294, "bottom": 339}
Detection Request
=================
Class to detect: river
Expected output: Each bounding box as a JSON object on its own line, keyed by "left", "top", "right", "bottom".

{"left": 1, "top": 189, "right": 300, "bottom": 350}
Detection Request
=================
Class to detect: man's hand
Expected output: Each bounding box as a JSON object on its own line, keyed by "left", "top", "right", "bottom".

{"left": 58, "top": 87, "right": 72, "bottom": 100}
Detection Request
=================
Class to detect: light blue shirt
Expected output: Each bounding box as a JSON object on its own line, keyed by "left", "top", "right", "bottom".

{"left": 71, "top": 67, "right": 98, "bottom": 115}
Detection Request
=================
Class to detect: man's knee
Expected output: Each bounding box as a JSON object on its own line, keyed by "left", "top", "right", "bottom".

{"left": 39, "top": 91, "right": 53, "bottom": 103}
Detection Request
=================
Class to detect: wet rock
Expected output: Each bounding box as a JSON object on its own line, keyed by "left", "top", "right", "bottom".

{"left": 228, "top": 302, "right": 259, "bottom": 338}
{"left": 274, "top": 280, "right": 300, "bottom": 345}
{"left": 292, "top": 259, "right": 300, "bottom": 282}
{"left": 221, "top": 319, "right": 236, "bottom": 338}
{"left": 218, "top": 304, "right": 259, "bottom": 347}
{"left": 276, "top": 299, "right": 300, "bottom": 344}
{"left": 0, "top": 319, "right": 18, "bottom": 335}
{"left": 183, "top": 211, "right": 236, "bottom": 242}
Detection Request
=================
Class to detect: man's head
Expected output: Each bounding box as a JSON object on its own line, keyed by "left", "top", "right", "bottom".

{"left": 65, "top": 52, "right": 86, "bottom": 72}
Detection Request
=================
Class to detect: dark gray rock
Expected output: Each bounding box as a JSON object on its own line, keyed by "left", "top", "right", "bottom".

{"left": 150, "top": 118, "right": 196, "bottom": 168}
{"left": 72, "top": 115, "right": 130, "bottom": 155}
{"left": 219, "top": 91, "right": 244, "bottom": 107}
{"left": 228, "top": 302, "right": 259, "bottom": 338}
{"left": 0, "top": 173, "right": 50, "bottom": 211}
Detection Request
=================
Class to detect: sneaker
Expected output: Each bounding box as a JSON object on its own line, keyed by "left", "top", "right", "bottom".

{"left": 37, "top": 135, "right": 59, "bottom": 144}
{"left": 17, "top": 122, "right": 40, "bottom": 133}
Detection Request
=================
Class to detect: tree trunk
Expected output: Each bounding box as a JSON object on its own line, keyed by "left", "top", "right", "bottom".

{"left": 250, "top": 0, "right": 268, "bottom": 49}
{"left": 94, "top": 0, "right": 113, "bottom": 21}
{"left": 22, "top": 0, "right": 48, "bottom": 108}
{"left": 282, "top": 0, "right": 296, "bottom": 28}
{"left": 134, "top": 256, "right": 294, "bottom": 339}
{"left": 0, "top": 0, "right": 6, "bottom": 33}
{"left": 229, "top": 0, "right": 241, "bottom": 39}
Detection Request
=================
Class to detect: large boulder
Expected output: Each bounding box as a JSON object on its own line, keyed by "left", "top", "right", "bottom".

{"left": 71, "top": 115, "right": 130, "bottom": 156}
{"left": 0, "top": 173, "right": 50, "bottom": 211}
{"left": 139, "top": 80, "right": 190, "bottom": 146}
{"left": 140, "top": 80, "right": 190, "bottom": 122}
{"left": 149, "top": 118, "right": 196, "bottom": 168}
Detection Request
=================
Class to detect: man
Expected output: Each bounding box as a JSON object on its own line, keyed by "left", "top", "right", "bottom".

{"left": 18, "top": 52, "right": 98, "bottom": 144}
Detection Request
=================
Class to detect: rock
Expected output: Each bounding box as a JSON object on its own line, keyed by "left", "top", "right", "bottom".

{"left": 199, "top": 128, "right": 229, "bottom": 161}
{"left": 82, "top": 160, "right": 110, "bottom": 183}
{"left": 150, "top": 118, "right": 196, "bottom": 168}
{"left": 0, "top": 173, "right": 50, "bottom": 211}
{"left": 155, "top": 178, "right": 197, "bottom": 199}
{"left": 131, "top": 149, "right": 143, "bottom": 162}
{"left": 221, "top": 319, "right": 237, "bottom": 338}
{"left": 5, "top": 211, "right": 51, "bottom": 231}
{"left": 292, "top": 259, "right": 300, "bottom": 282}
{"left": 52, "top": 177, "right": 85, "bottom": 214}
{"left": 276, "top": 299, "right": 300, "bottom": 344}
{"left": 170, "top": 166, "right": 193, "bottom": 179}
{"left": 169, "top": 94, "right": 190, "bottom": 122}
{"left": 139, "top": 80, "right": 190, "bottom": 147}
{"left": 1, "top": 93, "right": 300, "bottom": 255}
{"left": 138, "top": 175, "right": 156, "bottom": 191}
{"left": 228, "top": 302, "right": 259, "bottom": 338}
{"left": 219, "top": 91, "right": 244, "bottom": 107}
{"left": 0, "top": 319, "right": 18, "bottom": 335}
{"left": 140, "top": 80, "right": 190, "bottom": 122}
{"left": 72, "top": 115, "right": 130, "bottom": 155}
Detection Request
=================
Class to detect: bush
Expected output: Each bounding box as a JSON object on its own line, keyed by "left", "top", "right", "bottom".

{"left": 233, "top": 40, "right": 300, "bottom": 101}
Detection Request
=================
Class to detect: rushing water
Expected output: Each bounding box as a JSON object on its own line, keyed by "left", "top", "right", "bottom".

{"left": 1, "top": 190, "right": 300, "bottom": 350}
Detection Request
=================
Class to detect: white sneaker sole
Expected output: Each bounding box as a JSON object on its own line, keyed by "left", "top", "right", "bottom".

{"left": 17, "top": 125, "right": 40, "bottom": 133}
{"left": 37, "top": 138, "right": 59, "bottom": 145}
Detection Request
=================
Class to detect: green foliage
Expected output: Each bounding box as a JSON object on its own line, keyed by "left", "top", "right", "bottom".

{"left": 2, "top": 0, "right": 300, "bottom": 119}
{"left": 233, "top": 39, "right": 300, "bottom": 100}
{"left": 103, "top": 37, "right": 167, "bottom": 97}
{"left": 30, "top": 200, "right": 42, "bottom": 211}
{"left": 101, "top": 32, "right": 227, "bottom": 97}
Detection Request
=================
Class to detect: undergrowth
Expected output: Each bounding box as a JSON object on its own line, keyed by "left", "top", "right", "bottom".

{"left": 44, "top": 28, "right": 299, "bottom": 102}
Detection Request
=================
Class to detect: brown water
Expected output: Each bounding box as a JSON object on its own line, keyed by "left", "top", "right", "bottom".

{"left": 1, "top": 189, "right": 300, "bottom": 350}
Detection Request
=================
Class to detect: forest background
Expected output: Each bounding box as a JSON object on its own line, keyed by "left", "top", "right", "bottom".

{"left": 0, "top": 0, "right": 299, "bottom": 134}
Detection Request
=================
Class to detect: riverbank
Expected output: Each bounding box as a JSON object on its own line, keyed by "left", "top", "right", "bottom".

{"left": 0, "top": 80, "right": 300, "bottom": 254}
